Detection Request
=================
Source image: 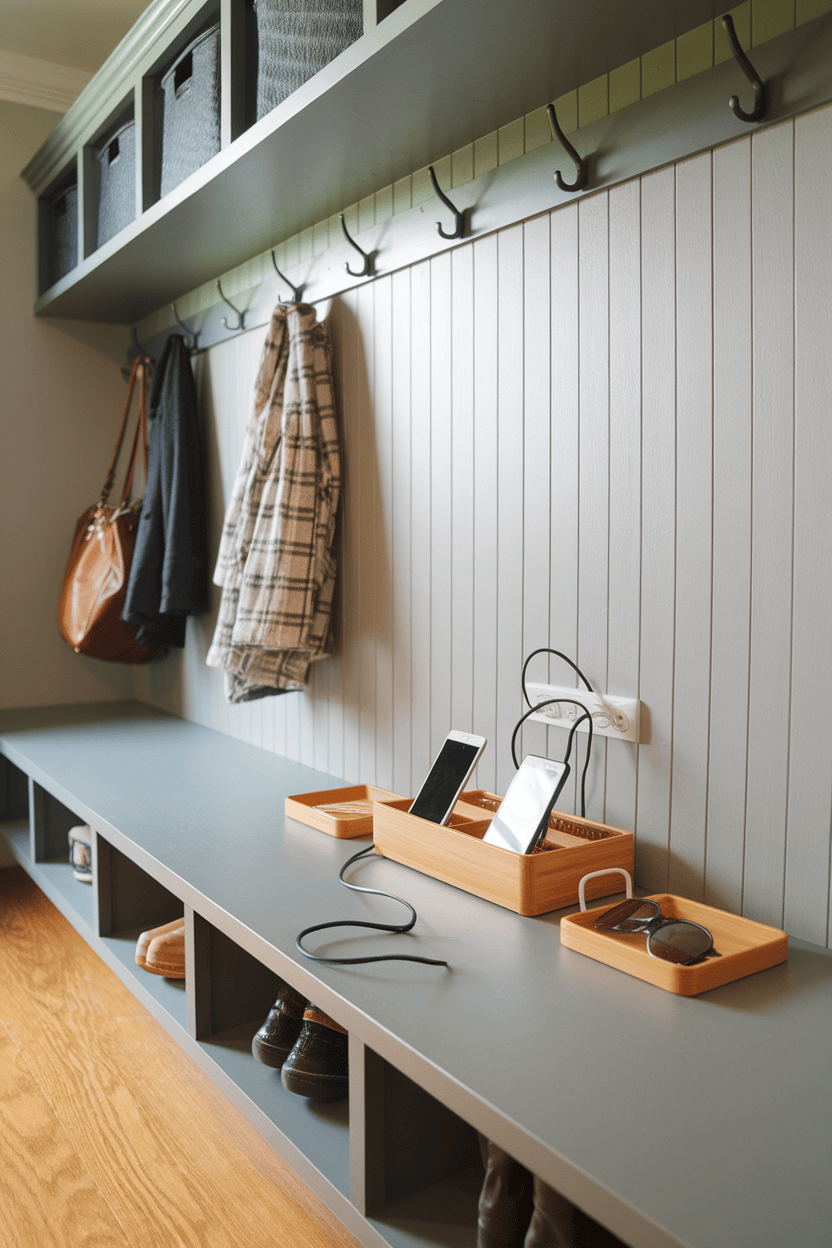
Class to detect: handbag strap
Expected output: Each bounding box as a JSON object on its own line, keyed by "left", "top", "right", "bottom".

{"left": 99, "top": 357, "right": 150, "bottom": 509}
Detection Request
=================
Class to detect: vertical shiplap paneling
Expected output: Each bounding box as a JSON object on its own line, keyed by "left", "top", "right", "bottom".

{"left": 605, "top": 179, "right": 642, "bottom": 838}
{"left": 325, "top": 296, "right": 347, "bottom": 780}
{"left": 669, "top": 152, "right": 713, "bottom": 901}
{"left": 548, "top": 204, "right": 580, "bottom": 814}
{"left": 706, "top": 137, "right": 752, "bottom": 915}
{"left": 577, "top": 193, "right": 610, "bottom": 820}
{"left": 637, "top": 166, "right": 676, "bottom": 891}
{"left": 335, "top": 289, "right": 362, "bottom": 782}
{"left": 429, "top": 253, "right": 454, "bottom": 760}
{"left": 471, "top": 235, "right": 500, "bottom": 793}
{"left": 744, "top": 121, "right": 795, "bottom": 928}
{"left": 374, "top": 275, "right": 395, "bottom": 792}
{"left": 788, "top": 104, "right": 832, "bottom": 944}
{"left": 409, "top": 262, "right": 433, "bottom": 787}
{"left": 450, "top": 245, "right": 476, "bottom": 738}
{"left": 520, "top": 213, "right": 552, "bottom": 765}
{"left": 134, "top": 108, "right": 832, "bottom": 946}
{"left": 495, "top": 225, "right": 526, "bottom": 796}
{"left": 355, "top": 281, "right": 378, "bottom": 782}
{"left": 391, "top": 268, "right": 413, "bottom": 797}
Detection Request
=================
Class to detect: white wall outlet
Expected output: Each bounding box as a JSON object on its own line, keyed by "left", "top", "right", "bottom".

{"left": 524, "top": 683, "right": 641, "bottom": 743}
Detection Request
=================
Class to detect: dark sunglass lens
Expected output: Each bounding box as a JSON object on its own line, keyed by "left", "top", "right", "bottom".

{"left": 649, "top": 921, "right": 713, "bottom": 964}
{"left": 596, "top": 899, "right": 660, "bottom": 930}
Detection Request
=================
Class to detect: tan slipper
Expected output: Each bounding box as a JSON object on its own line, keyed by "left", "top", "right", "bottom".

{"left": 136, "top": 918, "right": 185, "bottom": 978}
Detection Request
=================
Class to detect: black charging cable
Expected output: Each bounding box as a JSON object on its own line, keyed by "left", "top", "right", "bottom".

{"left": 509, "top": 698, "right": 594, "bottom": 818}
{"left": 295, "top": 843, "right": 449, "bottom": 967}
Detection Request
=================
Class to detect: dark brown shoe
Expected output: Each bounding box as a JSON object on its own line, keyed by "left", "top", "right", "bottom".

{"left": 523, "top": 1175, "right": 585, "bottom": 1248}
{"left": 252, "top": 982, "right": 308, "bottom": 1069}
{"left": 280, "top": 1005, "right": 348, "bottom": 1102}
{"left": 477, "top": 1134, "right": 535, "bottom": 1248}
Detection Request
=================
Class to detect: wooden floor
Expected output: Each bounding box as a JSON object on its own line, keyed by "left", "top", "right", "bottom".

{"left": 0, "top": 866, "right": 361, "bottom": 1248}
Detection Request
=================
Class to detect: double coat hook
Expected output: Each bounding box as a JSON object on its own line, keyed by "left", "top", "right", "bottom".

{"left": 722, "top": 13, "right": 767, "bottom": 123}
{"left": 340, "top": 213, "right": 374, "bottom": 278}
{"left": 217, "top": 280, "right": 245, "bottom": 332}
{"left": 271, "top": 251, "right": 305, "bottom": 303}
{"left": 547, "top": 102, "right": 589, "bottom": 193}
{"left": 427, "top": 166, "right": 465, "bottom": 239}
{"left": 170, "top": 302, "right": 199, "bottom": 351}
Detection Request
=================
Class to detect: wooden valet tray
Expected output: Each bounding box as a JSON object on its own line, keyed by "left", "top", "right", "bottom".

{"left": 560, "top": 893, "right": 788, "bottom": 995}
{"left": 372, "top": 791, "right": 633, "bottom": 916}
{"left": 285, "top": 785, "right": 403, "bottom": 838}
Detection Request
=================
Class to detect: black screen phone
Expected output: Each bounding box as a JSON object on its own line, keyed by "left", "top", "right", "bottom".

{"left": 409, "top": 731, "right": 487, "bottom": 825}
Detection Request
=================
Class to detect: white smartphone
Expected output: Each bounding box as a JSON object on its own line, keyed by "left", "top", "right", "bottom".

{"left": 409, "top": 730, "right": 487, "bottom": 825}
{"left": 482, "top": 755, "right": 570, "bottom": 854}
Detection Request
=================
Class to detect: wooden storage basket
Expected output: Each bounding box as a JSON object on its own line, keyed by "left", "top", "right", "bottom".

{"left": 372, "top": 791, "right": 633, "bottom": 916}
{"left": 285, "top": 784, "right": 404, "bottom": 838}
{"left": 560, "top": 893, "right": 788, "bottom": 995}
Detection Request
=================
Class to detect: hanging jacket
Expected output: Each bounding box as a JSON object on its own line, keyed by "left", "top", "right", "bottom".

{"left": 206, "top": 303, "right": 340, "bottom": 703}
{"left": 122, "top": 334, "right": 209, "bottom": 648}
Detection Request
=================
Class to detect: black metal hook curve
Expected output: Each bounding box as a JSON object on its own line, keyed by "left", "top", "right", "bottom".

{"left": 427, "top": 165, "right": 465, "bottom": 239}
{"left": 340, "top": 213, "right": 373, "bottom": 277}
{"left": 722, "top": 13, "right": 767, "bottom": 123}
{"left": 217, "top": 280, "right": 245, "bottom": 332}
{"left": 170, "top": 302, "right": 199, "bottom": 351}
{"left": 547, "top": 102, "right": 588, "bottom": 193}
{"left": 130, "top": 326, "right": 153, "bottom": 361}
{"left": 271, "top": 251, "right": 305, "bottom": 303}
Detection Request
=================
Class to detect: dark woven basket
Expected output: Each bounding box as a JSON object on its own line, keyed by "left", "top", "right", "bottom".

{"left": 96, "top": 121, "right": 136, "bottom": 248}
{"left": 254, "top": 0, "right": 363, "bottom": 120}
{"left": 160, "top": 24, "right": 221, "bottom": 198}
{"left": 48, "top": 183, "right": 78, "bottom": 284}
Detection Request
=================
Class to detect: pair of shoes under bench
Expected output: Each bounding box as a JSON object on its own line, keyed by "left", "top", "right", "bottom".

{"left": 252, "top": 991, "right": 348, "bottom": 1102}
{"left": 135, "top": 919, "right": 185, "bottom": 979}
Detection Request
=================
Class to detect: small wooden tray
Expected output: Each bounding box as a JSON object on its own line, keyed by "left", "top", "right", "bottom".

{"left": 560, "top": 893, "right": 788, "bottom": 995}
{"left": 285, "top": 785, "right": 404, "bottom": 838}
{"left": 372, "top": 791, "right": 633, "bottom": 916}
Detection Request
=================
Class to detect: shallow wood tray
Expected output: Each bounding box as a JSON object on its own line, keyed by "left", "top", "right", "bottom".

{"left": 372, "top": 791, "right": 634, "bottom": 916}
{"left": 285, "top": 785, "right": 403, "bottom": 838}
{"left": 560, "top": 893, "right": 788, "bottom": 995}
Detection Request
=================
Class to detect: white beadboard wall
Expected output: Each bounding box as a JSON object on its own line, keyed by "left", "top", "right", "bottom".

{"left": 136, "top": 105, "right": 832, "bottom": 947}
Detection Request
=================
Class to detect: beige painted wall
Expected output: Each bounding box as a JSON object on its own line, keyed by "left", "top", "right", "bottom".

{"left": 0, "top": 100, "right": 134, "bottom": 716}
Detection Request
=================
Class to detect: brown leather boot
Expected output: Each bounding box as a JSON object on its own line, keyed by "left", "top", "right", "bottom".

{"left": 523, "top": 1176, "right": 586, "bottom": 1248}
{"left": 477, "top": 1134, "right": 534, "bottom": 1248}
{"left": 251, "top": 982, "right": 308, "bottom": 1069}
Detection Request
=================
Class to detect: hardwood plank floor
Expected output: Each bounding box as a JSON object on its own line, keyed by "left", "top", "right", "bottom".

{"left": 0, "top": 867, "right": 361, "bottom": 1248}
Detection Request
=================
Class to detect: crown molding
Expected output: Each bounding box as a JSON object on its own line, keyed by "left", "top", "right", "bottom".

{"left": 0, "top": 49, "right": 91, "bottom": 114}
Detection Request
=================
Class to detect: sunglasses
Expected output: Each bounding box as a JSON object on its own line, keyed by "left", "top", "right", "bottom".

{"left": 595, "top": 898, "right": 721, "bottom": 965}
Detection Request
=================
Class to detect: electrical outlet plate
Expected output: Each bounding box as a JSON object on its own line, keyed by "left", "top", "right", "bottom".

{"left": 525, "top": 683, "right": 641, "bottom": 743}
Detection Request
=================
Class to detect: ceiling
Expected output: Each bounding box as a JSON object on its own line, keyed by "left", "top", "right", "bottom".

{"left": 0, "top": 0, "right": 148, "bottom": 72}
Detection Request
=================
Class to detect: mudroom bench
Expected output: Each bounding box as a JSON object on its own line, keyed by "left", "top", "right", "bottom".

{"left": 1, "top": 700, "right": 830, "bottom": 1248}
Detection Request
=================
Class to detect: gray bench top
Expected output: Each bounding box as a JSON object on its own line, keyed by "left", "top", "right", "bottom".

{"left": 2, "top": 700, "right": 829, "bottom": 1248}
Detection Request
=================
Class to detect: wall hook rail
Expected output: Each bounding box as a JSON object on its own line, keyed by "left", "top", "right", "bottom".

{"left": 722, "top": 13, "right": 767, "bottom": 123}
{"left": 340, "top": 213, "right": 373, "bottom": 277}
{"left": 217, "top": 280, "right": 245, "bottom": 331}
{"left": 271, "top": 252, "right": 305, "bottom": 303}
{"left": 546, "top": 102, "right": 589, "bottom": 193}
{"left": 427, "top": 165, "right": 465, "bottom": 239}
{"left": 171, "top": 302, "right": 199, "bottom": 351}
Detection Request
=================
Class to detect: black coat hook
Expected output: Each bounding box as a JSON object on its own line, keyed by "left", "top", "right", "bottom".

{"left": 271, "top": 251, "right": 305, "bottom": 302}
{"left": 546, "top": 102, "right": 589, "bottom": 193}
{"left": 171, "top": 302, "right": 199, "bottom": 351}
{"left": 722, "top": 14, "right": 767, "bottom": 123}
{"left": 427, "top": 166, "right": 465, "bottom": 239}
{"left": 340, "top": 213, "right": 373, "bottom": 277}
{"left": 217, "top": 280, "right": 245, "bottom": 331}
{"left": 131, "top": 326, "right": 153, "bottom": 362}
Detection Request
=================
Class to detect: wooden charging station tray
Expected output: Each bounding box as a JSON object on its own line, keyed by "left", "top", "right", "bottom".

{"left": 372, "top": 791, "right": 634, "bottom": 916}
{"left": 285, "top": 784, "right": 403, "bottom": 838}
{"left": 560, "top": 893, "right": 789, "bottom": 995}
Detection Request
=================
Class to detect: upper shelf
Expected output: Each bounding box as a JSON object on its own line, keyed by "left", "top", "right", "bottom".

{"left": 25, "top": 0, "right": 720, "bottom": 324}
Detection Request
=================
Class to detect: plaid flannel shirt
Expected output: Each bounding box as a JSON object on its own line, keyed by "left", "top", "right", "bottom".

{"left": 206, "top": 303, "right": 340, "bottom": 702}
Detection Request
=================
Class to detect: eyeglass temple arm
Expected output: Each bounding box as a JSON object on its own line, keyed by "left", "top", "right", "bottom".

{"left": 578, "top": 868, "right": 633, "bottom": 912}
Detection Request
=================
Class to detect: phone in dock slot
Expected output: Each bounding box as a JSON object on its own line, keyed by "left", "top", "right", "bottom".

{"left": 409, "top": 730, "right": 487, "bottom": 825}
{"left": 482, "top": 754, "right": 570, "bottom": 854}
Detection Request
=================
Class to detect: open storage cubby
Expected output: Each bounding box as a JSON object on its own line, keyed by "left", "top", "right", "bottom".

{"left": 27, "top": 780, "right": 96, "bottom": 932}
{"left": 37, "top": 162, "right": 80, "bottom": 295}
{"left": 0, "top": 754, "right": 30, "bottom": 862}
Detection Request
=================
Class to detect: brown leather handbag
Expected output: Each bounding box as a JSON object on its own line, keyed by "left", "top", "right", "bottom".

{"left": 58, "top": 358, "right": 162, "bottom": 664}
